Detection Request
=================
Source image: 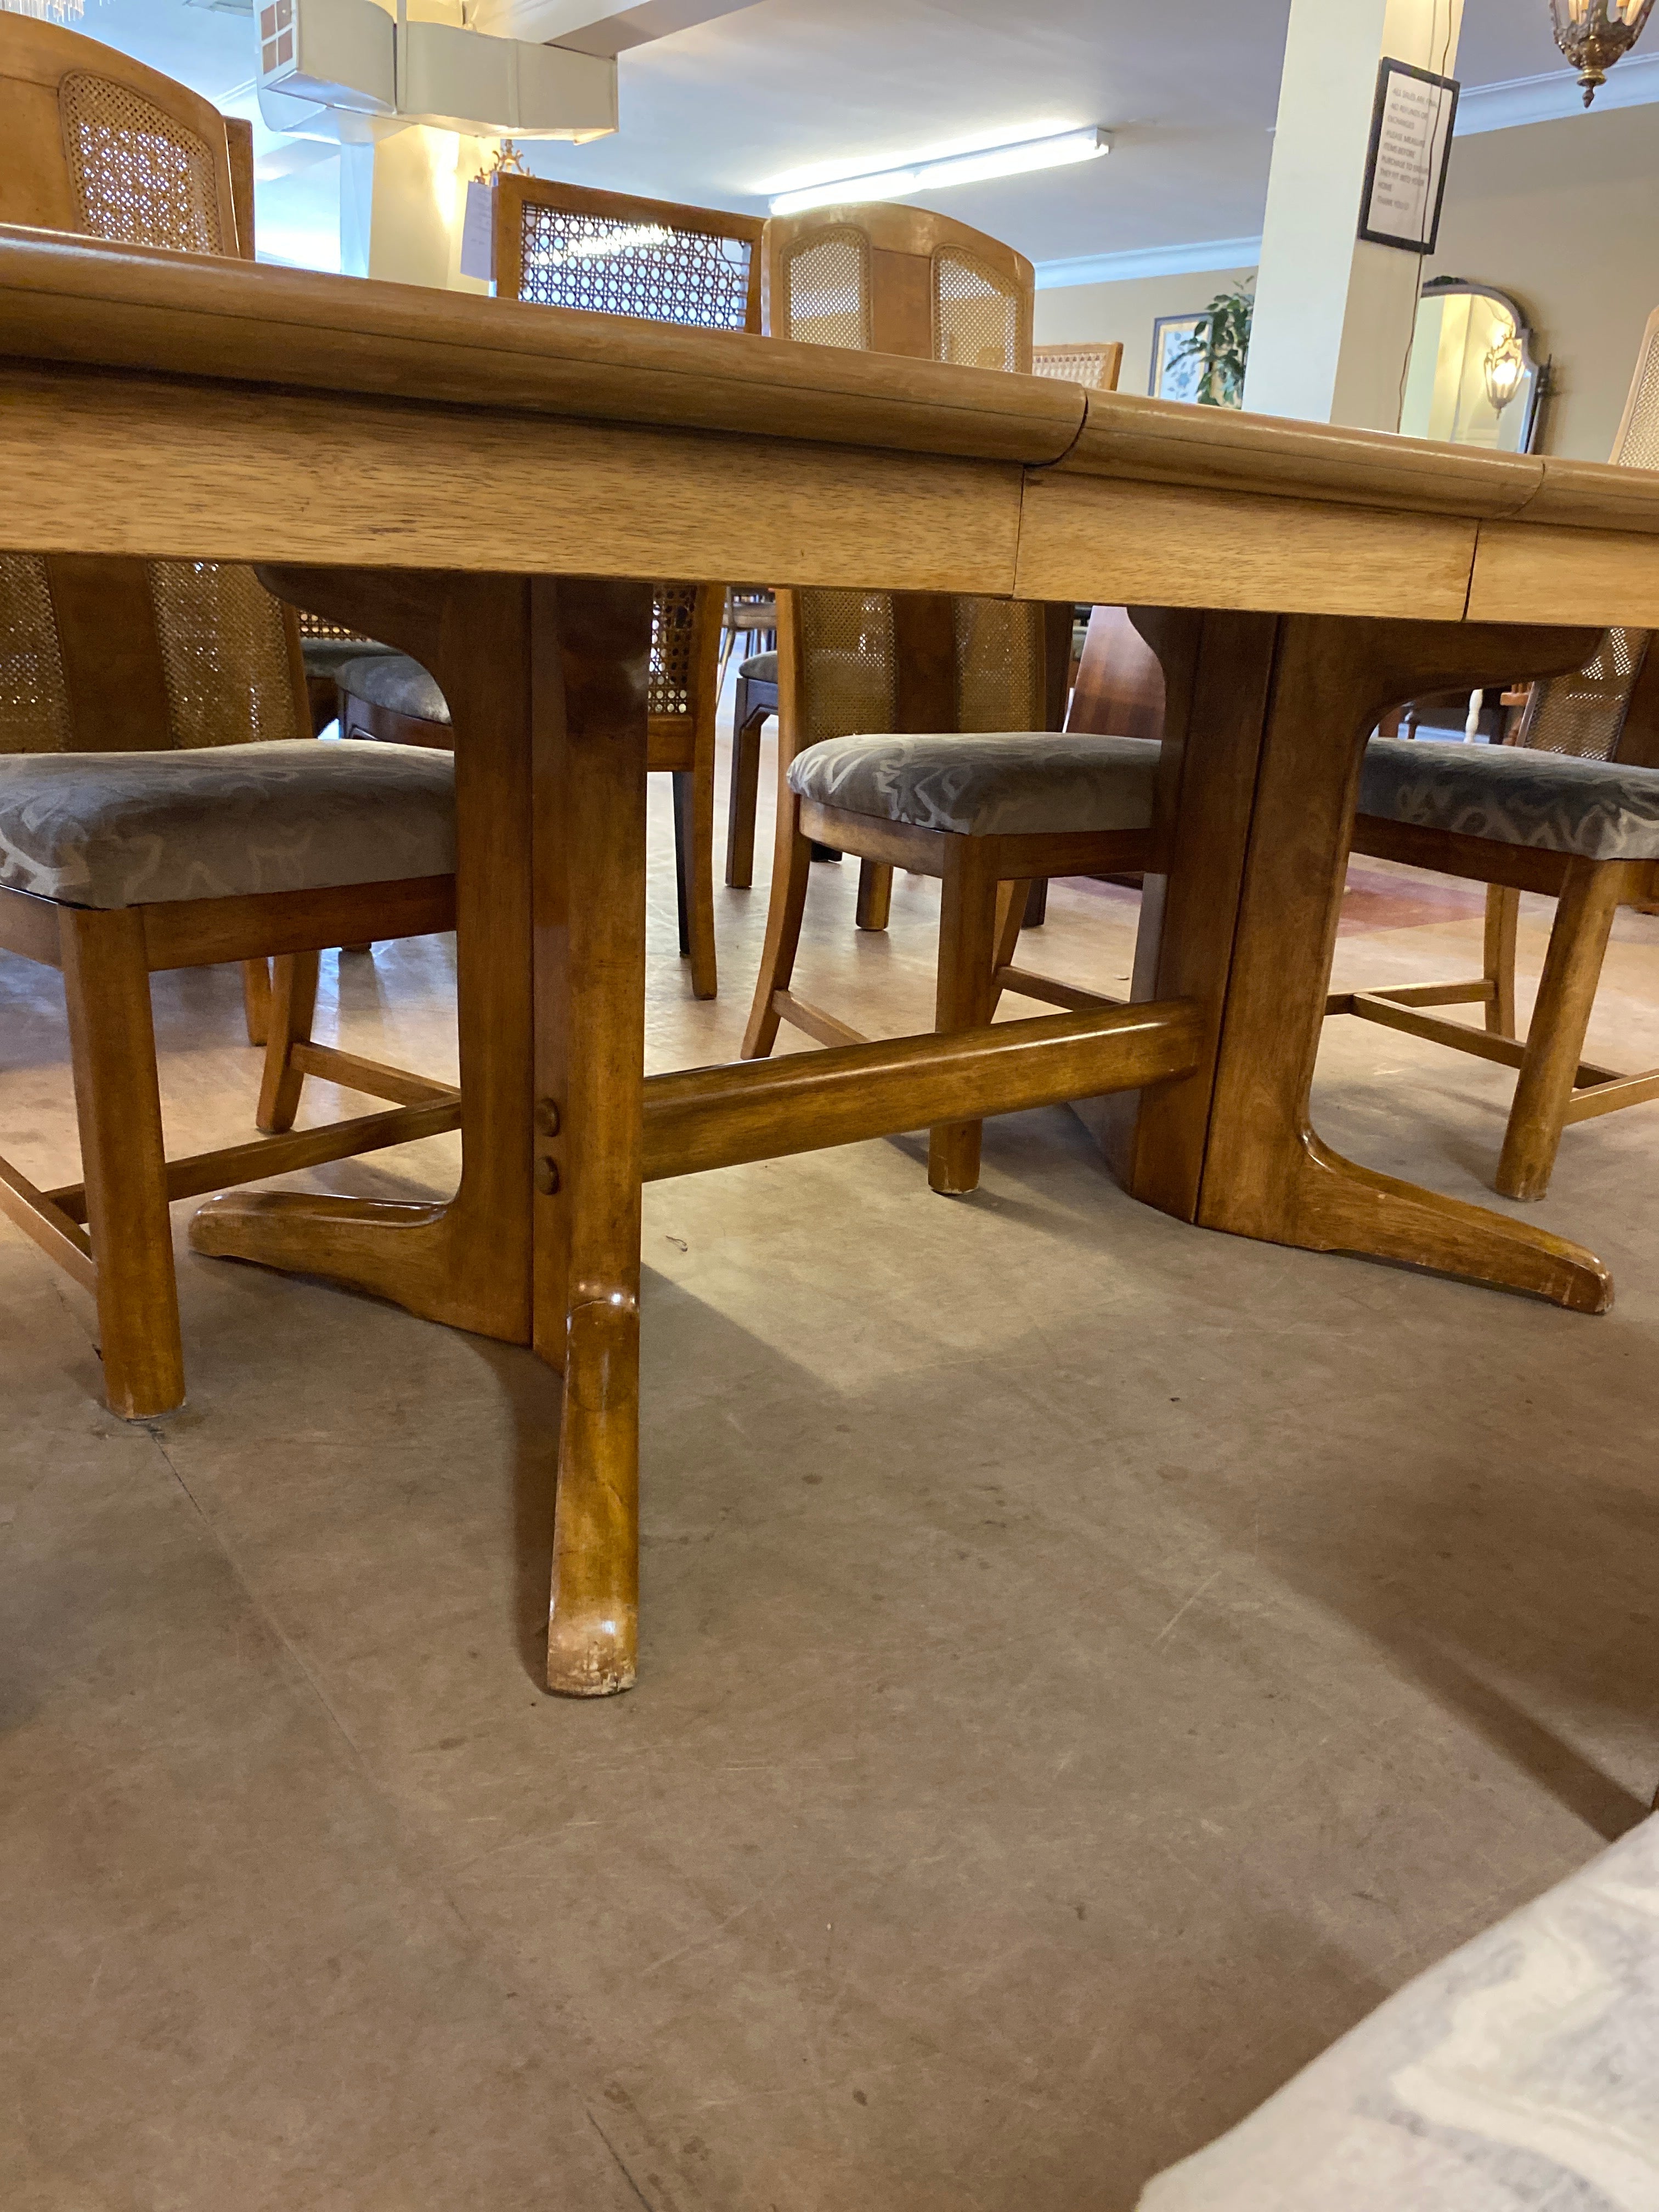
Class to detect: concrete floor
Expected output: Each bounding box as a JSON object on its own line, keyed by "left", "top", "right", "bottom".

{"left": 5, "top": 733, "right": 1659, "bottom": 2210}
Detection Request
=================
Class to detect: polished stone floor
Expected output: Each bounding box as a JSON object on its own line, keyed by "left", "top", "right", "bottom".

{"left": 4, "top": 732, "right": 1659, "bottom": 2210}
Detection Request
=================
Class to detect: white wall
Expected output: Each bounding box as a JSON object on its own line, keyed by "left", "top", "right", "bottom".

{"left": 1035, "top": 101, "right": 1659, "bottom": 459}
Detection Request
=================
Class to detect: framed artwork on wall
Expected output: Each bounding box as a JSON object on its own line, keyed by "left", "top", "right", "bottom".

{"left": 1149, "top": 313, "right": 1205, "bottom": 402}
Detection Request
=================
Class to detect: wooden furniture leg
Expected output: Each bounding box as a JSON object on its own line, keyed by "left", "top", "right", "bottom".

{"left": 672, "top": 755, "right": 718, "bottom": 1000}
{"left": 741, "top": 789, "right": 813, "bottom": 1059}
{"left": 60, "top": 906, "right": 184, "bottom": 1419}
{"left": 986, "top": 879, "right": 1031, "bottom": 1017}
{"left": 256, "top": 951, "right": 320, "bottom": 1135}
{"left": 856, "top": 858, "right": 894, "bottom": 932}
{"left": 240, "top": 956, "right": 272, "bottom": 1047}
{"left": 191, "top": 567, "right": 535, "bottom": 1346}
{"left": 726, "top": 695, "right": 765, "bottom": 890}
{"left": 929, "top": 841, "right": 1002, "bottom": 1193}
{"left": 1125, "top": 609, "right": 1617, "bottom": 1312}
{"left": 1484, "top": 883, "right": 1520, "bottom": 1038}
{"left": 1496, "top": 858, "right": 1627, "bottom": 1201}
{"left": 531, "top": 575, "right": 654, "bottom": 1696}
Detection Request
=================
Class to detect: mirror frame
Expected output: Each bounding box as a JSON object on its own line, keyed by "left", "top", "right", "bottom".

{"left": 1414, "top": 276, "right": 1548, "bottom": 454}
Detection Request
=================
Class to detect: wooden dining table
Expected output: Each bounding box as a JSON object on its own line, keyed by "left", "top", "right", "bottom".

{"left": 4, "top": 228, "right": 1652, "bottom": 1695}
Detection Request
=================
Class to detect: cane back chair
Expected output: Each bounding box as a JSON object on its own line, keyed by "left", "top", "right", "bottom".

{"left": 0, "top": 16, "right": 460, "bottom": 1417}
{"left": 1033, "top": 341, "right": 1125, "bottom": 391}
{"left": 334, "top": 177, "right": 760, "bottom": 1002}
{"left": 741, "top": 206, "right": 1161, "bottom": 1195}
{"left": 1331, "top": 303, "right": 1659, "bottom": 1199}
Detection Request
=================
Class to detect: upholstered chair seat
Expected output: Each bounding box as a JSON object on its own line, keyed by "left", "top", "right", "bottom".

{"left": 786, "top": 731, "right": 1160, "bottom": 840}
{"left": 299, "top": 636, "right": 396, "bottom": 682}
{"left": 1360, "top": 735, "right": 1659, "bottom": 859}
{"left": 0, "top": 740, "right": 454, "bottom": 908}
{"left": 335, "top": 653, "right": 448, "bottom": 725}
{"left": 739, "top": 650, "right": 777, "bottom": 685}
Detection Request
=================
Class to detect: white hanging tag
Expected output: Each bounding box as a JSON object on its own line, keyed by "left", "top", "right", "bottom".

{"left": 460, "top": 177, "right": 495, "bottom": 283}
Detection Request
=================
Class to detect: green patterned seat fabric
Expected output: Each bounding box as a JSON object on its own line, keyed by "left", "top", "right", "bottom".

{"left": 0, "top": 741, "right": 454, "bottom": 908}
{"left": 786, "top": 732, "right": 1159, "bottom": 839}
{"left": 739, "top": 652, "right": 777, "bottom": 684}
{"left": 1361, "top": 737, "right": 1659, "bottom": 859}
{"left": 337, "top": 653, "right": 448, "bottom": 726}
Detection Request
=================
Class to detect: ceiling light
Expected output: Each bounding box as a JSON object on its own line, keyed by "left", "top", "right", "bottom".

{"left": 1549, "top": 0, "right": 1657, "bottom": 105}
{"left": 766, "top": 127, "right": 1108, "bottom": 218}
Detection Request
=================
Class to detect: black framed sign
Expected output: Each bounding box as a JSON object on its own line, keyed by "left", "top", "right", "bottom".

{"left": 1358, "top": 58, "right": 1459, "bottom": 255}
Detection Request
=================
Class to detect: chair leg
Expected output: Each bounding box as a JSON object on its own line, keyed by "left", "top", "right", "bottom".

{"left": 1495, "top": 858, "right": 1624, "bottom": 1202}
{"left": 987, "top": 880, "right": 1031, "bottom": 1018}
{"left": 856, "top": 859, "right": 893, "bottom": 932}
{"left": 672, "top": 769, "right": 692, "bottom": 960}
{"left": 689, "top": 741, "right": 718, "bottom": 1000}
{"left": 726, "top": 700, "right": 765, "bottom": 890}
{"left": 1484, "top": 883, "right": 1520, "bottom": 1037}
{"left": 741, "top": 792, "right": 813, "bottom": 1059}
{"left": 257, "top": 951, "right": 321, "bottom": 1135}
{"left": 928, "top": 844, "right": 1001, "bottom": 1195}
{"left": 1022, "top": 877, "right": 1050, "bottom": 930}
{"left": 241, "top": 956, "right": 272, "bottom": 1046}
{"left": 60, "top": 907, "right": 184, "bottom": 1420}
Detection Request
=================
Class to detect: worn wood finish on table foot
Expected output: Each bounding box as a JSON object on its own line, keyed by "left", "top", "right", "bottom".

{"left": 189, "top": 566, "right": 535, "bottom": 1346}
{"left": 1124, "top": 608, "right": 1612, "bottom": 1311}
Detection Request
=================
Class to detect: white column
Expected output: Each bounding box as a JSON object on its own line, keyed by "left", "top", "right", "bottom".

{"left": 1242, "top": 0, "right": 1464, "bottom": 431}
{"left": 338, "top": 124, "right": 491, "bottom": 292}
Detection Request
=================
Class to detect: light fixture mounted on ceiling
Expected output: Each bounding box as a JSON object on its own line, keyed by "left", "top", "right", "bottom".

{"left": 766, "top": 126, "right": 1108, "bottom": 218}
{"left": 1549, "top": 0, "right": 1656, "bottom": 105}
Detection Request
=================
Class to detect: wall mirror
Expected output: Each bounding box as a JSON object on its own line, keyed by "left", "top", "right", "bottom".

{"left": 1399, "top": 278, "right": 1547, "bottom": 453}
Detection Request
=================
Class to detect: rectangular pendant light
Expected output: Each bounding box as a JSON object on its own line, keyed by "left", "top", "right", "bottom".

{"left": 766, "top": 126, "right": 1108, "bottom": 217}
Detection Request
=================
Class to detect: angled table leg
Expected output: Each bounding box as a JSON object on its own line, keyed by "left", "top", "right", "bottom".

{"left": 1124, "top": 609, "right": 1615, "bottom": 1313}
{"left": 531, "top": 577, "right": 654, "bottom": 1697}
{"left": 191, "top": 567, "right": 535, "bottom": 1345}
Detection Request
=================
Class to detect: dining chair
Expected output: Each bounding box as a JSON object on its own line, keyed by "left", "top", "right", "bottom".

{"left": 334, "top": 176, "right": 763, "bottom": 1002}
{"left": 739, "top": 206, "right": 1163, "bottom": 1194}
{"left": 1032, "top": 341, "right": 1125, "bottom": 391}
{"left": 294, "top": 607, "right": 394, "bottom": 736}
{"left": 335, "top": 579, "right": 724, "bottom": 999}
{"left": 0, "top": 15, "right": 461, "bottom": 1418}
{"left": 1329, "top": 303, "right": 1659, "bottom": 1199}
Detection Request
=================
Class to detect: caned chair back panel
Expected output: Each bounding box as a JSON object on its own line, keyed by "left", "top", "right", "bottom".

{"left": 493, "top": 177, "right": 753, "bottom": 754}
{"left": 0, "top": 14, "right": 306, "bottom": 753}
{"left": 1032, "top": 341, "right": 1124, "bottom": 393}
{"left": 1514, "top": 307, "right": 1659, "bottom": 766}
{"left": 764, "top": 204, "right": 1049, "bottom": 747}
{"left": 494, "top": 175, "right": 763, "bottom": 332}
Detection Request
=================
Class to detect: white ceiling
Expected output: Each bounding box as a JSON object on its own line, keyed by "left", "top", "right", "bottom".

{"left": 50, "top": 0, "right": 1620, "bottom": 272}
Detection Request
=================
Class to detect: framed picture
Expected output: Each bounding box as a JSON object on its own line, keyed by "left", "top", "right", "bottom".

{"left": 1149, "top": 313, "right": 1205, "bottom": 403}
{"left": 1358, "top": 57, "right": 1459, "bottom": 255}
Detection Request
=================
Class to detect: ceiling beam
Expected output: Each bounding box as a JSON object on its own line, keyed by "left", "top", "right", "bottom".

{"left": 468, "top": 0, "right": 763, "bottom": 58}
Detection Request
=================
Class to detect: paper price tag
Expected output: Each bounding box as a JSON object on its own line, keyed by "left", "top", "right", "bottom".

{"left": 460, "top": 177, "right": 495, "bottom": 283}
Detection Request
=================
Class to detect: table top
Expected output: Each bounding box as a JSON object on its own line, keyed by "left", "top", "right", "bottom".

{"left": 4, "top": 228, "right": 1659, "bottom": 625}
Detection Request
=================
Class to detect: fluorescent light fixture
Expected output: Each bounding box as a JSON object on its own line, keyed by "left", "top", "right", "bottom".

{"left": 766, "top": 127, "right": 1108, "bottom": 217}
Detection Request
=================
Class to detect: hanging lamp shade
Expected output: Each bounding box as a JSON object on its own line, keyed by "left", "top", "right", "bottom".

{"left": 1549, "top": 0, "right": 1657, "bottom": 105}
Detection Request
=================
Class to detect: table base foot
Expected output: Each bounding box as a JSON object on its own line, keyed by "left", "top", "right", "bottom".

{"left": 188, "top": 1189, "right": 532, "bottom": 1342}
{"left": 1204, "top": 1131, "right": 1612, "bottom": 1313}
{"left": 546, "top": 1296, "right": 640, "bottom": 1697}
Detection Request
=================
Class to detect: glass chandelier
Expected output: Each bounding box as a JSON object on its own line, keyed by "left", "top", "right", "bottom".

{"left": 1550, "top": 0, "right": 1657, "bottom": 106}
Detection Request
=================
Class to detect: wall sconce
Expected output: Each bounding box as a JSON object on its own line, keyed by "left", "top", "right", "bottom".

{"left": 1484, "top": 326, "right": 1525, "bottom": 414}
{"left": 1549, "top": 0, "right": 1657, "bottom": 106}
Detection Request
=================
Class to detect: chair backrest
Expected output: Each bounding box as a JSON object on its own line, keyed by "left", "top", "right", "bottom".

{"left": 0, "top": 14, "right": 308, "bottom": 755}
{"left": 763, "top": 204, "right": 1065, "bottom": 749}
{"left": 1511, "top": 306, "right": 1659, "bottom": 768}
{"left": 1033, "top": 341, "right": 1124, "bottom": 393}
{"left": 493, "top": 174, "right": 763, "bottom": 332}
{"left": 1065, "top": 606, "right": 1164, "bottom": 741}
{"left": 492, "top": 176, "right": 753, "bottom": 746}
